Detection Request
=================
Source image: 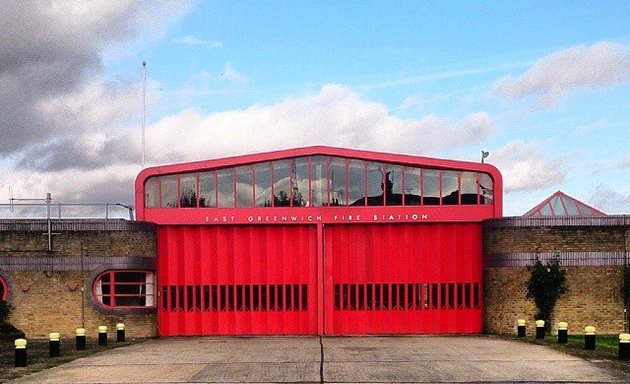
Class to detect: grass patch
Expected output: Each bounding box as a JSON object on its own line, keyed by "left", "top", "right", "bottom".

{"left": 0, "top": 337, "right": 145, "bottom": 383}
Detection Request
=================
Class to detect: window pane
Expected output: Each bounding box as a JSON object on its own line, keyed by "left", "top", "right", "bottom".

{"left": 217, "top": 169, "right": 235, "bottom": 208}
{"left": 114, "top": 271, "right": 146, "bottom": 282}
{"left": 422, "top": 169, "right": 440, "bottom": 205}
{"left": 145, "top": 273, "right": 155, "bottom": 306}
{"left": 461, "top": 172, "right": 479, "bottom": 205}
{"left": 348, "top": 160, "right": 366, "bottom": 206}
{"left": 179, "top": 173, "right": 197, "bottom": 208}
{"left": 255, "top": 162, "right": 272, "bottom": 207}
{"left": 160, "top": 175, "right": 178, "bottom": 208}
{"left": 116, "top": 297, "right": 145, "bottom": 307}
{"left": 550, "top": 196, "right": 565, "bottom": 215}
{"left": 403, "top": 167, "right": 421, "bottom": 206}
{"left": 479, "top": 173, "right": 494, "bottom": 205}
{"left": 144, "top": 177, "right": 159, "bottom": 208}
{"left": 292, "top": 157, "right": 309, "bottom": 207}
{"left": 199, "top": 172, "right": 216, "bottom": 207}
{"left": 441, "top": 170, "right": 459, "bottom": 205}
{"left": 273, "top": 161, "right": 290, "bottom": 207}
{"left": 330, "top": 157, "right": 346, "bottom": 206}
{"left": 367, "top": 162, "right": 385, "bottom": 206}
{"left": 236, "top": 166, "right": 253, "bottom": 207}
{"left": 564, "top": 198, "right": 579, "bottom": 215}
{"left": 541, "top": 204, "right": 552, "bottom": 215}
{"left": 310, "top": 156, "right": 327, "bottom": 207}
{"left": 386, "top": 165, "right": 403, "bottom": 206}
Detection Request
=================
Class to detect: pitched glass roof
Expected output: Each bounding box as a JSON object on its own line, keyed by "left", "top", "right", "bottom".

{"left": 523, "top": 191, "right": 606, "bottom": 217}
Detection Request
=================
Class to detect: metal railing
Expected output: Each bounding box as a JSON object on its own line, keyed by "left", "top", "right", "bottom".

{"left": 0, "top": 202, "right": 134, "bottom": 221}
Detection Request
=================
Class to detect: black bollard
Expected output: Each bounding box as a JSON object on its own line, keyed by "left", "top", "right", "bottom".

{"left": 49, "top": 332, "right": 60, "bottom": 357}
{"left": 116, "top": 323, "right": 125, "bottom": 342}
{"left": 76, "top": 328, "right": 86, "bottom": 350}
{"left": 584, "top": 326, "right": 596, "bottom": 350}
{"left": 557, "top": 322, "right": 568, "bottom": 344}
{"left": 619, "top": 333, "right": 630, "bottom": 360}
{"left": 15, "top": 338, "right": 27, "bottom": 367}
{"left": 98, "top": 326, "right": 108, "bottom": 346}
{"left": 517, "top": 319, "right": 526, "bottom": 338}
{"left": 535, "top": 320, "right": 545, "bottom": 339}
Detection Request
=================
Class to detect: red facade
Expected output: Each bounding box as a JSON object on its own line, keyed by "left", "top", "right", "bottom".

{"left": 135, "top": 146, "right": 502, "bottom": 336}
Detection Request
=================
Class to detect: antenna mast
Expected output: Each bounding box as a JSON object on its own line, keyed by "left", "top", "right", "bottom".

{"left": 141, "top": 61, "right": 147, "bottom": 169}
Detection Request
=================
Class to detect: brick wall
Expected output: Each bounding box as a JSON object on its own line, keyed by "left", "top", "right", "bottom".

{"left": 0, "top": 220, "right": 158, "bottom": 339}
{"left": 483, "top": 216, "right": 630, "bottom": 335}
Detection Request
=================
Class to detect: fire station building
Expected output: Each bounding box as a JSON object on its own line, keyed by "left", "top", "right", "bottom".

{"left": 135, "top": 146, "right": 502, "bottom": 336}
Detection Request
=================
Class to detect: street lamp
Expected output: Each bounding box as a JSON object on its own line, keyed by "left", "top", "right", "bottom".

{"left": 481, "top": 151, "right": 489, "bottom": 163}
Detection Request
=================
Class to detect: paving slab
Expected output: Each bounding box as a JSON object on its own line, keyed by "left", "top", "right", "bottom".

{"left": 9, "top": 335, "right": 630, "bottom": 384}
{"left": 322, "top": 336, "right": 624, "bottom": 383}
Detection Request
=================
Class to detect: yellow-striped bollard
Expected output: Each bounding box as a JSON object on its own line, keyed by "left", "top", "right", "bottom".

{"left": 76, "top": 328, "right": 86, "bottom": 350}
{"left": 49, "top": 332, "right": 60, "bottom": 357}
{"left": 15, "top": 338, "right": 27, "bottom": 367}
{"left": 619, "top": 333, "right": 630, "bottom": 360}
{"left": 535, "top": 320, "right": 545, "bottom": 339}
{"left": 98, "top": 325, "right": 108, "bottom": 346}
{"left": 557, "top": 322, "right": 568, "bottom": 344}
{"left": 584, "top": 326, "right": 596, "bottom": 350}
{"left": 116, "top": 323, "right": 125, "bottom": 342}
{"left": 517, "top": 319, "right": 526, "bottom": 338}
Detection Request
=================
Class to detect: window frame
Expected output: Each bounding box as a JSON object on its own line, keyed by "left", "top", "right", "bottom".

{"left": 142, "top": 156, "right": 495, "bottom": 209}
{"left": 93, "top": 270, "right": 155, "bottom": 309}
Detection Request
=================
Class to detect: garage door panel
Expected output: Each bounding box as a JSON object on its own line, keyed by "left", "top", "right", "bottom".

{"left": 158, "top": 225, "right": 317, "bottom": 336}
{"left": 326, "top": 223, "right": 482, "bottom": 335}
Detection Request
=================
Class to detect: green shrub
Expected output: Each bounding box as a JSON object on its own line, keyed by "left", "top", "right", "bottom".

{"left": 526, "top": 255, "right": 567, "bottom": 333}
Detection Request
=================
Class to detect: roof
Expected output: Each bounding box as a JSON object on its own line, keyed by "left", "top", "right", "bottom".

{"left": 136, "top": 145, "right": 501, "bottom": 179}
{"left": 523, "top": 191, "right": 606, "bottom": 217}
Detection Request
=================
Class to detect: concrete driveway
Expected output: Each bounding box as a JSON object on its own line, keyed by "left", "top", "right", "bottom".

{"left": 9, "top": 335, "right": 629, "bottom": 383}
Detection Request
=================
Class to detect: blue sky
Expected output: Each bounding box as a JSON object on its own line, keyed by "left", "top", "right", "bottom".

{"left": 0, "top": 1, "right": 629, "bottom": 216}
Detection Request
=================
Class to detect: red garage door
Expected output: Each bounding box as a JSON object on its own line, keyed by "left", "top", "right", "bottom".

{"left": 157, "top": 222, "right": 482, "bottom": 335}
{"left": 157, "top": 225, "right": 318, "bottom": 336}
{"left": 324, "top": 223, "right": 482, "bottom": 334}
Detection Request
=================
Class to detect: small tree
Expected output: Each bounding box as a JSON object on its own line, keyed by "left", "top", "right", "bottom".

{"left": 526, "top": 255, "right": 567, "bottom": 333}
{"left": 0, "top": 300, "right": 23, "bottom": 334}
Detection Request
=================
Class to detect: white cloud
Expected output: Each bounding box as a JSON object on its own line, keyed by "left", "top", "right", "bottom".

{"left": 0, "top": 1, "right": 193, "bottom": 156}
{"left": 1, "top": 163, "right": 140, "bottom": 210}
{"left": 145, "top": 84, "right": 495, "bottom": 164}
{"left": 589, "top": 185, "right": 630, "bottom": 214}
{"left": 38, "top": 80, "right": 142, "bottom": 133}
{"left": 493, "top": 41, "right": 630, "bottom": 107}
{"left": 172, "top": 35, "right": 222, "bottom": 48}
{"left": 220, "top": 63, "right": 248, "bottom": 83}
{"left": 1, "top": 84, "right": 496, "bottom": 207}
{"left": 491, "top": 140, "right": 567, "bottom": 192}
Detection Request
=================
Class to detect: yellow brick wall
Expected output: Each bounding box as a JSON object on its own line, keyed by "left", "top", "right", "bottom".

{"left": 1, "top": 221, "right": 158, "bottom": 339}
{"left": 484, "top": 266, "right": 625, "bottom": 335}
{"left": 483, "top": 220, "right": 629, "bottom": 336}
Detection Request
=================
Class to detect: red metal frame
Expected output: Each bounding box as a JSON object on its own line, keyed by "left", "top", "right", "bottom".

{"left": 0, "top": 276, "right": 7, "bottom": 301}
{"left": 135, "top": 146, "right": 502, "bottom": 336}
{"left": 93, "top": 270, "right": 155, "bottom": 309}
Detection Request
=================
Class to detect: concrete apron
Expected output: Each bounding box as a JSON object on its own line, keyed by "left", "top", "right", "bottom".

{"left": 9, "top": 335, "right": 628, "bottom": 383}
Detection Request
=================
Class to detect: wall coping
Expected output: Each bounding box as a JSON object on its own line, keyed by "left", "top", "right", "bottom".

{"left": 483, "top": 215, "right": 630, "bottom": 228}
{"left": 0, "top": 219, "right": 156, "bottom": 232}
